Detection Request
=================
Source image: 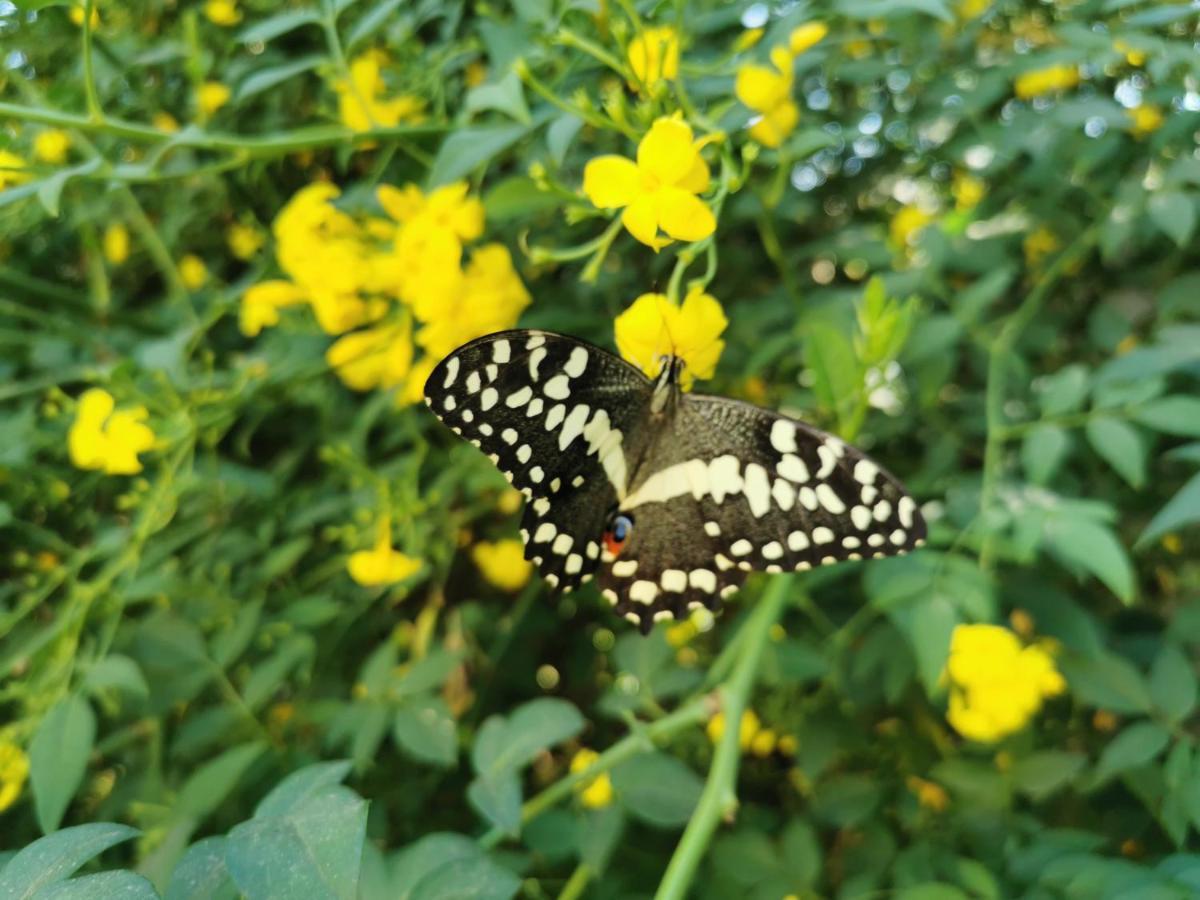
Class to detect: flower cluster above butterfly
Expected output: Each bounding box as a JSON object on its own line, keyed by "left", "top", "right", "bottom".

{"left": 425, "top": 330, "right": 926, "bottom": 633}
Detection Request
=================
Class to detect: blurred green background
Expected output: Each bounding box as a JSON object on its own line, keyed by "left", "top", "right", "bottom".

{"left": 2, "top": 0, "right": 1200, "bottom": 897}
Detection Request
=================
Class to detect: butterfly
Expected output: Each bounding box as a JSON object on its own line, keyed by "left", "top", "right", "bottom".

{"left": 424, "top": 330, "right": 926, "bottom": 633}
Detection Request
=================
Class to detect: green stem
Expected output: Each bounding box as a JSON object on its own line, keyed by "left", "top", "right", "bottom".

{"left": 82, "top": 0, "right": 102, "bottom": 121}
{"left": 477, "top": 694, "right": 710, "bottom": 849}
{"left": 0, "top": 101, "right": 447, "bottom": 156}
{"left": 558, "top": 863, "right": 593, "bottom": 900}
{"left": 654, "top": 577, "right": 792, "bottom": 900}
{"left": 978, "top": 227, "right": 1097, "bottom": 570}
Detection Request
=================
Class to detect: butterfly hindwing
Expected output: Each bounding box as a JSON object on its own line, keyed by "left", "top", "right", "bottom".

{"left": 425, "top": 330, "right": 653, "bottom": 591}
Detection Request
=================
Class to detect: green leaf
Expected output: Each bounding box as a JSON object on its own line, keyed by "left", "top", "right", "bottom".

{"left": 34, "top": 160, "right": 103, "bottom": 218}
{"left": 391, "top": 834, "right": 482, "bottom": 900}
{"left": 471, "top": 698, "right": 583, "bottom": 777}
{"left": 1133, "top": 396, "right": 1200, "bottom": 437}
{"left": 546, "top": 114, "right": 583, "bottom": 165}
{"left": 395, "top": 649, "right": 464, "bottom": 697}
{"left": 83, "top": 654, "right": 149, "bottom": 700}
{"left": 234, "top": 8, "right": 322, "bottom": 43}
{"left": 176, "top": 742, "right": 266, "bottom": 822}
{"left": 1060, "top": 651, "right": 1153, "bottom": 714}
{"left": 428, "top": 122, "right": 533, "bottom": 188}
{"left": 807, "top": 321, "right": 861, "bottom": 435}
{"left": 30, "top": 695, "right": 96, "bottom": 834}
{"left": 483, "top": 176, "right": 559, "bottom": 222}
{"left": 34, "top": 871, "right": 159, "bottom": 900}
{"left": 464, "top": 71, "right": 531, "bottom": 124}
{"left": 465, "top": 772, "right": 521, "bottom": 835}
{"left": 393, "top": 699, "right": 458, "bottom": 767}
{"left": 1148, "top": 191, "right": 1197, "bottom": 247}
{"left": 1036, "top": 365, "right": 1090, "bottom": 415}
{"left": 1022, "top": 424, "right": 1070, "bottom": 485}
{"left": 255, "top": 760, "right": 353, "bottom": 819}
{"left": 576, "top": 805, "right": 624, "bottom": 874}
{"left": 1085, "top": 417, "right": 1147, "bottom": 488}
{"left": 780, "top": 819, "right": 822, "bottom": 888}
{"left": 0, "top": 824, "right": 139, "bottom": 900}
{"left": 408, "top": 856, "right": 521, "bottom": 900}
{"left": 837, "top": 0, "right": 953, "bottom": 23}
{"left": 1010, "top": 751, "right": 1086, "bottom": 801}
{"left": 1150, "top": 643, "right": 1197, "bottom": 723}
{"left": 809, "top": 774, "right": 883, "bottom": 828}
{"left": 1043, "top": 514, "right": 1134, "bottom": 604}
{"left": 235, "top": 56, "right": 325, "bottom": 102}
{"left": 345, "top": 0, "right": 406, "bottom": 48}
{"left": 611, "top": 752, "right": 703, "bottom": 828}
{"left": 1138, "top": 472, "right": 1200, "bottom": 548}
{"left": 164, "top": 837, "right": 236, "bottom": 900}
{"left": 225, "top": 787, "right": 367, "bottom": 900}
{"left": 1091, "top": 721, "right": 1171, "bottom": 786}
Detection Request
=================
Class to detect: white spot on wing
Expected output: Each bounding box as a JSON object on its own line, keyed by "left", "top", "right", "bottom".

{"left": 493, "top": 339, "right": 511, "bottom": 363}
{"left": 778, "top": 454, "right": 809, "bottom": 483}
{"left": 854, "top": 459, "right": 879, "bottom": 485}
{"left": 480, "top": 387, "right": 498, "bottom": 411}
{"left": 661, "top": 569, "right": 687, "bottom": 592}
{"left": 558, "top": 404, "right": 590, "bottom": 451}
{"left": 612, "top": 559, "right": 638, "bottom": 577}
{"left": 743, "top": 463, "right": 772, "bottom": 518}
{"left": 813, "top": 526, "right": 834, "bottom": 544}
{"left": 815, "top": 483, "right": 846, "bottom": 515}
{"left": 630, "top": 580, "right": 658, "bottom": 604}
{"left": 544, "top": 374, "right": 570, "bottom": 400}
{"left": 506, "top": 386, "right": 533, "bottom": 408}
{"left": 443, "top": 357, "right": 460, "bottom": 388}
{"left": 564, "top": 346, "right": 588, "bottom": 378}
{"left": 466, "top": 371, "right": 481, "bottom": 394}
{"left": 689, "top": 569, "right": 717, "bottom": 592}
{"left": 770, "top": 419, "right": 797, "bottom": 454}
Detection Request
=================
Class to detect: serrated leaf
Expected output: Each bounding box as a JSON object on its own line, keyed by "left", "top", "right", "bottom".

{"left": 30, "top": 695, "right": 96, "bottom": 834}
{"left": 1085, "top": 417, "right": 1146, "bottom": 488}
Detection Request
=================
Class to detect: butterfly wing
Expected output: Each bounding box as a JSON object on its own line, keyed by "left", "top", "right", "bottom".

{"left": 425, "top": 330, "right": 653, "bottom": 591}
{"left": 603, "top": 393, "right": 926, "bottom": 631}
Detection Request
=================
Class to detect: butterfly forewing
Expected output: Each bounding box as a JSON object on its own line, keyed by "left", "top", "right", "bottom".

{"left": 425, "top": 330, "right": 653, "bottom": 591}
{"left": 427, "top": 330, "right": 926, "bottom": 633}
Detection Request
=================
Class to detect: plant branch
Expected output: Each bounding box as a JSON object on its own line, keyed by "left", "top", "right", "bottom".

{"left": 654, "top": 576, "right": 792, "bottom": 900}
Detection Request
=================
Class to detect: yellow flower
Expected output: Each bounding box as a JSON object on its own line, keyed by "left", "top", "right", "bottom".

{"left": 33, "top": 129, "right": 71, "bottom": 165}
{"left": 943, "top": 624, "right": 1066, "bottom": 743}
{"left": 179, "top": 254, "right": 208, "bottom": 290}
{"left": 69, "top": 4, "right": 99, "bottom": 28}
{"left": 750, "top": 728, "right": 777, "bottom": 757}
{"left": 334, "top": 51, "right": 425, "bottom": 132}
{"left": 227, "top": 222, "right": 265, "bottom": 260}
{"left": 733, "top": 28, "right": 764, "bottom": 52}
{"left": 471, "top": 539, "right": 533, "bottom": 592}
{"left": 569, "top": 748, "right": 614, "bottom": 809}
{"left": 326, "top": 320, "right": 413, "bottom": 391}
{"left": 0, "top": 151, "right": 31, "bottom": 190}
{"left": 1014, "top": 64, "right": 1080, "bottom": 100}
{"left": 465, "top": 61, "right": 488, "bottom": 87}
{"left": 1114, "top": 39, "right": 1145, "bottom": 67}
{"left": 1023, "top": 226, "right": 1060, "bottom": 269}
{"left": 906, "top": 775, "right": 949, "bottom": 812}
{"left": 1128, "top": 104, "right": 1164, "bottom": 138}
{"left": 103, "top": 223, "right": 130, "bottom": 265}
{"left": 706, "top": 709, "right": 762, "bottom": 752}
{"left": 203, "top": 0, "right": 242, "bottom": 26}
{"left": 957, "top": 0, "right": 991, "bottom": 19}
{"left": 777, "top": 734, "right": 798, "bottom": 756}
{"left": 400, "top": 356, "right": 437, "bottom": 407}
{"left": 239, "top": 280, "right": 308, "bottom": 336}
{"left": 379, "top": 181, "right": 484, "bottom": 243}
{"left": 889, "top": 205, "right": 933, "bottom": 249}
{"left": 197, "top": 81, "right": 231, "bottom": 118}
{"left": 153, "top": 112, "right": 180, "bottom": 133}
{"left": 788, "top": 22, "right": 828, "bottom": 55}
{"left": 582, "top": 117, "right": 715, "bottom": 249}
{"left": 952, "top": 172, "right": 985, "bottom": 211}
{"left": 614, "top": 287, "right": 727, "bottom": 389}
{"left": 627, "top": 26, "right": 680, "bottom": 91}
{"left": 347, "top": 519, "right": 421, "bottom": 587}
{"left": 0, "top": 741, "right": 29, "bottom": 812}
{"left": 68, "top": 388, "right": 156, "bottom": 476}
{"left": 666, "top": 619, "right": 698, "bottom": 647}
{"left": 736, "top": 47, "right": 799, "bottom": 148}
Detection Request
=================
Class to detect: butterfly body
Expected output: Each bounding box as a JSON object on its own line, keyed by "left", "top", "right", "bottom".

{"left": 426, "top": 329, "right": 926, "bottom": 633}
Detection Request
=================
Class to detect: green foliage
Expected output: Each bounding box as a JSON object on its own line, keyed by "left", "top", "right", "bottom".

{"left": 2, "top": 0, "right": 1200, "bottom": 897}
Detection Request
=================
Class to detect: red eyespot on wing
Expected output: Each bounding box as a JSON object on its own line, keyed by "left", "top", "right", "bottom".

{"left": 603, "top": 532, "right": 625, "bottom": 558}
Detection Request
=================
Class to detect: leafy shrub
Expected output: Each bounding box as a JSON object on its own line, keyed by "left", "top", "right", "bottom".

{"left": 2, "top": 0, "right": 1200, "bottom": 897}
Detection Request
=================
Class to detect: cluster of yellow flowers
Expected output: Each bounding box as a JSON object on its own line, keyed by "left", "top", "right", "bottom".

{"left": 569, "top": 747, "right": 615, "bottom": 808}
{"left": 334, "top": 51, "right": 425, "bottom": 133}
{"left": 943, "top": 624, "right": 1066, "bottom": 743}
{"left": 734, "top": 23, "right": 827, "bottom": 148}
{"left": 67, "top": 388, "right": 157, "bottom": 476}
{"left": 241, "top": 179, "right": 529, "bottom": 403}
{"left": 706, "top": 709, "right": 797, "bottom": 758}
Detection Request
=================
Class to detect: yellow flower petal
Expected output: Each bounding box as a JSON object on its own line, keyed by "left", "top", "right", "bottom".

{"left": 614, "top": 288, "right": 727, "bottom": 387}
{"left": 0, "top": 741, "right": 30, "bottom": 812}
{"left": 627, "top": 26, "right": 680, "bottom": 89}
{"left": 621, "top": 193, "right": 666, "bottom": 249}
{"left": 655, "top": 186, "right": 716, "bottom": 243}
{"left": 582, "top": 155, "right": 643, "bottom": 209}
{"left": 471, "top": 539, "right": 533, "bottom": 592}
{"left": 637, "top": 118, "right": 699, "bottom": 188}
{"left": 748, "top": 100, "right": 800, "bottom": 148}
{"left": 788, "top": 22, "right": 829, "bottom": 55}
{"left": 735, "top": 63, "right": 790, "bottom": 113}
{"left": 240, "top": 280, "right": 309, "bottom": 337}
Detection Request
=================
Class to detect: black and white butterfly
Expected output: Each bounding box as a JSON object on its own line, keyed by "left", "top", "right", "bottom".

{"left": 425, "top": 330, "right": 926, "bottom": 633}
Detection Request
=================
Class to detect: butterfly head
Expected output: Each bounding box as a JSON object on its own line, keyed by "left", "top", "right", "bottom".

{"left": 603, "top": 512, "right": 634, "bottom": 558}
